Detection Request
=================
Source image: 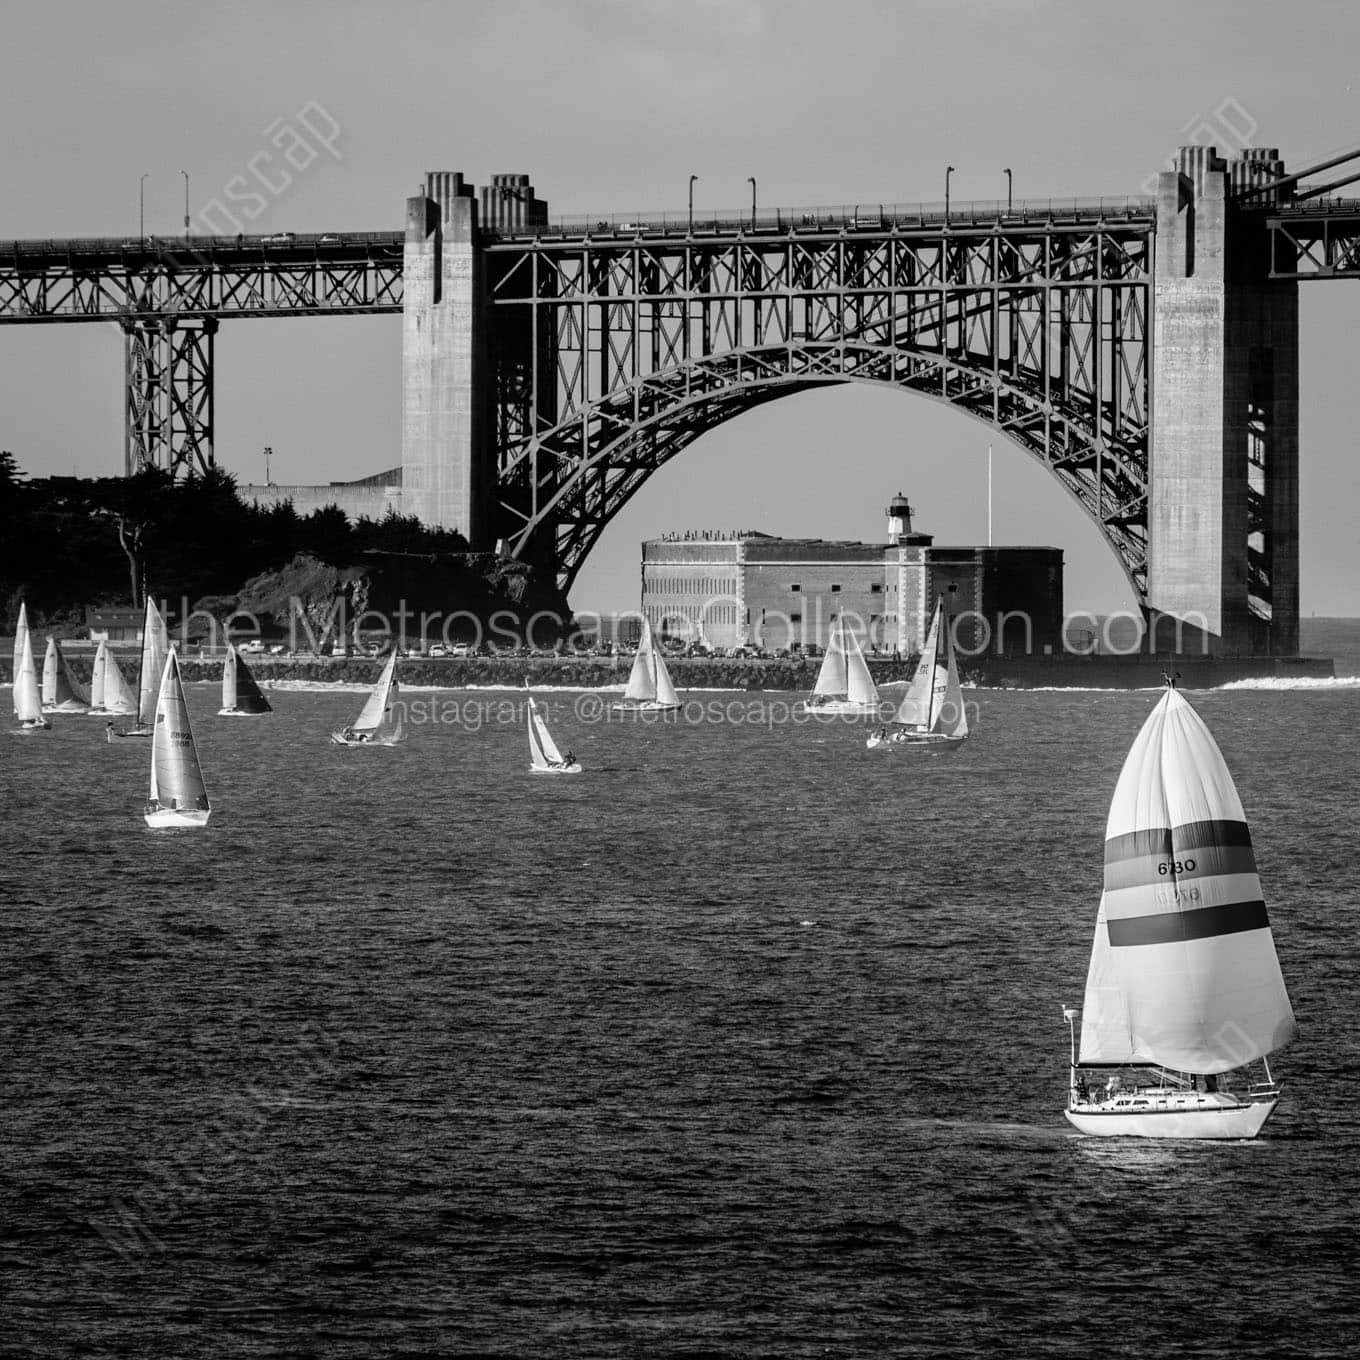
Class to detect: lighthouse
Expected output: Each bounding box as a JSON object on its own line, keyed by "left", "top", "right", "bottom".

{"left": 885, "top": 492, "right": 932, "bottom": 547}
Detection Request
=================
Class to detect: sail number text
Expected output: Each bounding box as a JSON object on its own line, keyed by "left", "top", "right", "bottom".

{"left": 1156, "top": 858, "right": 1196, "bottom": 876}
{"left": 1154, "top": 884, "right": 1201, "bottom": 906}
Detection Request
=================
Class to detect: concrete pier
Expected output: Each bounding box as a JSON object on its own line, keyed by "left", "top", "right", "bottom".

{"left": 401, "top": 172, "right": 485, "bottom": 541}
{"left": 1148, "top": 146, "right": 1299, "bottom": 655}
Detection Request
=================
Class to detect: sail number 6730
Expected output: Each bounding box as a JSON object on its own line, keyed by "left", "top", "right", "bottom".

{"left": 1157, "top": 858, "right": 1197, "bottom": 875}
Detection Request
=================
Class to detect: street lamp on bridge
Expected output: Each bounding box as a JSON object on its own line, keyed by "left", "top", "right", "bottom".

{"left": 748, "top": 177, "right": 756, "bottom": 231}
{"left": 139, "top": 173, "right": 149, "bottom": 240}
{"left": 945, "top": 166, "right": 955, "bottom": 224}
{"left": 689, "top": 174, "right": 698, "bottom": 232}
{"left": 1004, "top": 167, "right": 1013, "bottom": 214}
{"left": 181, "top": 170, "right": 190, "bottom": 237}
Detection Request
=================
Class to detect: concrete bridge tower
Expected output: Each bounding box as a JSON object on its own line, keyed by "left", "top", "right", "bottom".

{"left": 400, "top": 171, "right": 548, "bottom": 545}
{"left": 1148, "top": 145, "right": 1299, "bottom": 655}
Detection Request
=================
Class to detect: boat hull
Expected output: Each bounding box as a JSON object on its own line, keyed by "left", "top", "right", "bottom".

{"left": 42, "top": 701, "right": 90, "bottom": 714}
{"left": 531, "top": 762, "right": 582, "bottom": 774}
{"left": 218, "top": 708, "right": 270, "bottom": 717}
{"left": 802, "top": 700, "right": 880, "bottom": 716}
{"left": 330, "top": 729, "right": 402, "bottom": 746}
{"left": 609, "top": 701, "right": 680, "bottom": 713}
{"left": 144, "top": 806, "right": 211, "bottom": 829}
{"left": 11, "top": 719, "right": 52, "bottom": 734}
{"left": 866, "top": 729, "right": 967, "bottom": 751}
{"left": 1065, "top": 1095, "right": 1278, "bottom": 1140}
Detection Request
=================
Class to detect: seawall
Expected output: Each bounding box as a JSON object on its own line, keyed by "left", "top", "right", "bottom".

{"left": 2, "top": 650, "right": 1336, "bottom": 690}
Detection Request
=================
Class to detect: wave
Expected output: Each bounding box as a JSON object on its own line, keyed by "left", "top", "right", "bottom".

{"left": 1216, "top": 675, "right": 1360, "bottom": 691}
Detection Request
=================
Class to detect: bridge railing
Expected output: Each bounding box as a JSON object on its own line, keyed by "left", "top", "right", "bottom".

{"left": 0, "top": 230, "right": 404, "bottom": 257}
{"left": 512, "top": 195, "right": 1157, "bottom": 240}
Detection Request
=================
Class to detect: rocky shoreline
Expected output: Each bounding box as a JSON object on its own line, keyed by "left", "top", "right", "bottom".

{"left": 2, "top": 648, "right": 1335, "bottom": 691}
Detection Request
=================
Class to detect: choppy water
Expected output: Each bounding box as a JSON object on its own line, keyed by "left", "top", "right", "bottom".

{"left": 2, "top": 686, "right": 1357, "bottom": 1358}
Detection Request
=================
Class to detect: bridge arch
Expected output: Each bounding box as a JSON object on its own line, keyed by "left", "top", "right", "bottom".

{"left": 498, "top": 340, "right": 1148, "bottom": 597}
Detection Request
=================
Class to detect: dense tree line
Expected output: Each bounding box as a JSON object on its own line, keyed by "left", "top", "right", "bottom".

{"left": 0, "top": 453, "right": 563, "bottom": 633}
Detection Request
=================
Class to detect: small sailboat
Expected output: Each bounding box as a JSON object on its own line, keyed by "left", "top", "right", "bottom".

{"left": 119, "top": 596, "right": 169, "bottom": 737}
{"left": 41, "top": 636, "right": 91, "bottom": 713}
{"left": 89, "top": 639, "right": 138, "bottom": 716}
{"left": 527, "top": 690, "right": 581, "bottom": 774}
{"left": 1062, "top": 681, "right": 1297, "bottom": 1139}
{"left": 866, "top": 596, "right": 969, "bottom": 750}
{"left": 219, "top": 642, "right": 273, "bottom": 715}
{"left": 803, "top": 614, "right": 880, "bottom": 715}
{"left": 330, "top": 649, "right": 404, "bottom": 745}
{"left": 610, "top": 620, "right": 681, "bottom": 712}
{"left": 11, "top": 605, "right": 51, "bottom": 733}
{"left": 145, "top": 649, "right": 211, "bottom": 828}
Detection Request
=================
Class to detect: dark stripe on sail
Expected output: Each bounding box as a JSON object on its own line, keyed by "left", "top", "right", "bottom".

{"left": 1106, "top": 899, "right": 1270, "bottom": 947}
{"left": 1105, "top": 820, "right": 1253, "bottom": 866}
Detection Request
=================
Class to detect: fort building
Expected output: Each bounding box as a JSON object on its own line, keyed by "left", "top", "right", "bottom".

{"left": 640, "top": 494, "right": 1064, "bottom": 658}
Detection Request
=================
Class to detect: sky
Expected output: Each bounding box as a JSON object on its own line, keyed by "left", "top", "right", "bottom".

{"left": 1, "top": 0, "right": 1358, "bottom": 617}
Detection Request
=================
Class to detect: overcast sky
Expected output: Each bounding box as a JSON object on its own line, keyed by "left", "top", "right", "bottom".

{"left": 2, "top": 0, "right": 1357, "bottom": 616}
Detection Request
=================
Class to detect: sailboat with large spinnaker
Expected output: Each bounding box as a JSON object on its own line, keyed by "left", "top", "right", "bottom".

{"left": 145, "top": 649, "right": 212, "bottom": 828}
{"left": 803, "top": 614, "right": 880, "bottom": 715}
{"left": 866, "top": 595, "right": 969, "bottom": 750}
{"left": 1062, "top": 681, "right": 1296, "bottom": 1139}
{"left": 610, "top": 620, "right": 680, "bottom": 712}
{"left": 219, "top": 642, "right": 273, "bottom": 715}
{"left": 11, "top": 604, "right": 51, "bottom": 733}
{"left": 331, "top": 648, "right": 404, "bottom": 745}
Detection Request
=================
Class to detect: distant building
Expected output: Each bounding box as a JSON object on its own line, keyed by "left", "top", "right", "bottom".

{"left": 86, "top": 606, "right": 150, "bottom": 643}
{"left": 640, "top": 495, "right": 1064, "bottom": 657}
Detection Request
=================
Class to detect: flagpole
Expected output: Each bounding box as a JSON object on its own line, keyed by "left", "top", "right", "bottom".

{"left": 987, "top": 444, "right": 993, "bottom": 547}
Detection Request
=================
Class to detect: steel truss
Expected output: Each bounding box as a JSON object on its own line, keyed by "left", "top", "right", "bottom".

{"left": 485, "top": 215, "right": 1153, "bottom": 594}
{"left": 123, "top": 317, "right": 217, "bottom": 476}
{"left": 1262, "top": 202, "right": 1360, "bottom": 279}
{"left": 0, "top": 233, "right": 404, "bottom": 322}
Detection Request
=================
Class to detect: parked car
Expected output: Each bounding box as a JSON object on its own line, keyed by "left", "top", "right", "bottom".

{"left": 240, "top": 640, "right": 265, "bottom": 653}
{"left": 427, "top": 643, "right": 449, "bottom": 658}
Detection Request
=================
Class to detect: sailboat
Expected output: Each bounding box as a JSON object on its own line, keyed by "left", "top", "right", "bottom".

{"left": 219, "top": 642, "right": 273, "bottom": 715}
{"left": 41, "top": 637, "right": 91, "bottom": 713}
{"left": 610, "top": 620, "right": 681, "bottom": 712}
{"left": 1062, "top": 681, "right": 1297, "bottom": 1139}
{"left": 527, "top": 689, "right": 581, "bottom": 774}
{"left": 330, "top": 648, "right": 404, "bottom": 745}
{"left": 145, "top": 649, "right": 211, "bottom": 828}
{"left": 11, "top": 604, "right": 51, "bottom": 733}
{"left": 803, "top": 614, "right": 880, "bottom": 715}
{"left": 866, "top": 596, "right": 969, "bottom": 750}
{"left": 119, "top": 596, "right": 169, "bottom": 738}
{"left": 89, "top": 639, "right": 138, "bottom": 716}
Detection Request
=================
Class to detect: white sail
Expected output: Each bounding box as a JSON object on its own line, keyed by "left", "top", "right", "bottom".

{"left": 351, "top": 650, "right": 399, "bottom": 732}
{"left": 11, "top": 602, "right": 26, "bottom": 687}
{"left": 623, "top": 622, "right": 659, "bottom": 701}
{"left": 652, "top": 646, "right": 680, "bottom": 708}
{"left": 13, "top": 622, "right": 44, "bottom": 723}
{"left": 843, "top": 624, "right": 880, "bottom": 708}
{"left": 135, "top": 598, "right": 170, "bottom": 728}
{"left": 812, "top": 618, "right": 848, "bottom": 697}
{"left": 219, "top": 643, "right": 274, "bottom": 714}
{"left": 1078, "top": 687, "right": 1296, "bottom": 1074}
{"left": 90, "top": 640, "right": 108, "bottom": 710}
{"left": 41, "top": 637, "right": 90, "bottom": 711}
{"left": 149, "top": 650, "right": 210, "bottom": 818}
{"left": 895, "top": 601, "right": 943, "bottom": 728}
{"left": 527, "top": 696, "right": 566, "bottom": 768}
{"left": 936, "top": 617, "right": 968, "bottom": 737}
{"left": 101, "top": 649, "right": 138, "bottom": 715}
{"left": 41, "top": 636, "right": 57, "bottom": 708}
{"left": 221, "top": 644, "right": 238, "bottom": 712}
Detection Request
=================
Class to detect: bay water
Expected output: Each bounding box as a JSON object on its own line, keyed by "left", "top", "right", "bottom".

{"left": 2, "top": 683, "right": 1357, "bottom": 1357}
